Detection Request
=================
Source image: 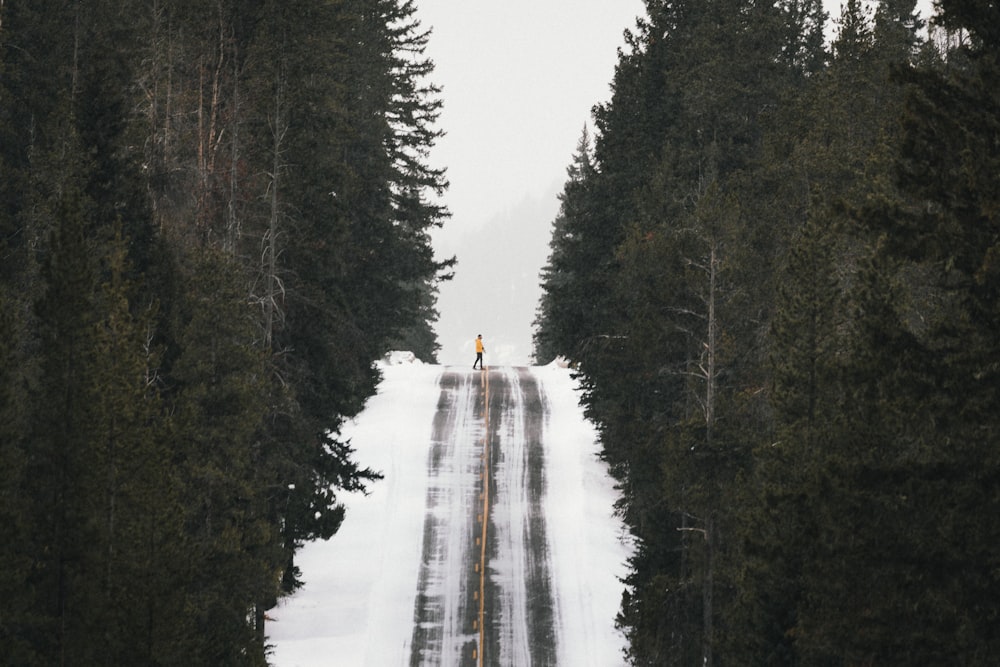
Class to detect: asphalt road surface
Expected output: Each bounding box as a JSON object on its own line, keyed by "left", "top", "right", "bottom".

{"left": 268, "top": 362, "right": 628, "bottom": 667}
{"left": 411, "top": 367, "right": 556, "bottom": 666}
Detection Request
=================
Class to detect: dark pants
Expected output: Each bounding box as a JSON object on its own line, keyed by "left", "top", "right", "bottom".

{"left": 474, "top": 352, "right": 483, "bottom": 369}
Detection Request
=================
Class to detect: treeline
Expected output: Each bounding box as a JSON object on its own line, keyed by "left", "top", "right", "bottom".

{"left": 535, "top": 0, "right": 999, "bottom": 664}
{"left": 0, "top": 0, "right": 448, "bottom": 664}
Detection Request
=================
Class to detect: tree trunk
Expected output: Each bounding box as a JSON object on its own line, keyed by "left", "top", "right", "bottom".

{"left": 226, "top": 49, "right": 241, "bottom": 254}
{"left": 705, "top": 241, "right": 718, "bottom": 445}
{"left": 263, "top": 63, "right": 286, "bottom": 349}
{"left": 702, "top": 515, "right": 714, "bottom": 667}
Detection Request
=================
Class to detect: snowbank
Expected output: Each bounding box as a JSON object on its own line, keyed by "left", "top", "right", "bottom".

{"left": 379, "top": 350, "right": 423, "bottom": 366}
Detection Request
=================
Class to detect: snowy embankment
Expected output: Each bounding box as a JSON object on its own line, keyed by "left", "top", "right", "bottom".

{"left": 538, "top": 364, "right": 632, "bottom": 666}
{"left": 267, "top": 355, "right": 632, "bottom": 666}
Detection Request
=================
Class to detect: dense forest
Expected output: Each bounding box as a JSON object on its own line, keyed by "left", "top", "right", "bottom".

{"left": 535, "top": 0, "right": 1000, "bottom": 664}
{"left": 0, "top": 0, "right": 449, "bottom": 664}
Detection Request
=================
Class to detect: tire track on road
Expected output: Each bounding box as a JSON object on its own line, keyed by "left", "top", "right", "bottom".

{"left": 410, "top": 371, "right": 482, "bottom": 666}
{"left": 485, "top": 367, "right": 556, "bottom": 666}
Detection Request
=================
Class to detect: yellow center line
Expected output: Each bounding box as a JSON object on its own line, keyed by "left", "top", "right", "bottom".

{"left": 478, "top": 367, "right": 490, "bottom": 666}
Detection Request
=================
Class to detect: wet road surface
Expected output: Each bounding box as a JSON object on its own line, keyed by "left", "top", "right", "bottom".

{"left": 411, "top": 367, "right": 556, "bottom": 666}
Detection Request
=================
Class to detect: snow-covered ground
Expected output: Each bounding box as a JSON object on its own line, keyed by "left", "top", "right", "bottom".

{"left": 267, "top": 358, "right": 632, "bottom": 666}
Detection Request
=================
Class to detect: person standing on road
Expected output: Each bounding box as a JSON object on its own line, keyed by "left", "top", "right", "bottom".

{"left": 473, "top": 334, "right": 485, "bottom": 370}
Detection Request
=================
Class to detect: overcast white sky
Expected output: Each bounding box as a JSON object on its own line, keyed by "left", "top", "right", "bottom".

{"left": 417, "top": 0, "right": 934, "bottom": 367}
{"left": 419, "top": 0, "right": 645, "bottom": 246}
{"left": 417, "top": 0, "right": 645, "bottom": 366}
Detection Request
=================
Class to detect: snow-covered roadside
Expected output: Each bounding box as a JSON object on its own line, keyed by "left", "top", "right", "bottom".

{"left": 267, "top": 358, "right": 442, "bottom": 666}
{"left": 536, "top": 362, "right": 632, "bottom": 666}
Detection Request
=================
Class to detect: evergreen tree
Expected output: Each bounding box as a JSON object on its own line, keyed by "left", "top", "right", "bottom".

{"left": 2, "top": 0, "right": 449, "bottom": 659}
{"left": 580, "top": 2, "right": 822, "bottom": 663}
{"left": 85, "top": 225, "right": 185, "bottom": 663}
{"left": 166, "top": 249, "right": 273, "bottom": 664}
{"left": 26, "top": 139, "right": 105, "bottom": 663}
{"left": 387, "top": 280, "right": 444, "bottom": 363}
{"left": 534, "top": 125, "right": 600, "bottom": 364}
{"left": 802, "top": 0, "right": 1000, "bottom": 659}
{"left": 0, "top": 286, "right": 37, "bottom": 664}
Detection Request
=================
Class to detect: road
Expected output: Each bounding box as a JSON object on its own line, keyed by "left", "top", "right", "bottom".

{"left": 268, "top": 362, "right": 629, "bottom": 667}
{"left": 410, "top": 367, "right": 555, "bottom": 666}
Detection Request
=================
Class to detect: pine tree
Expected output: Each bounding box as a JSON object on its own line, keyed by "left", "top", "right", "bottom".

{"left": 26, "top": 139, "right": 106, "bottom": 663}
{"left": 813, "top": 0, "right": 1000, "bottom": 659}
{"left": 585, "top": 2, "right": 823, "bottom": 662}
{"left": 728, "top": 0, "right": 933, "bottom": 660}
{"left": 166, "top": 249, "right": 274, "bottom": 664}
{"left": 2, "top": 0, "right": 448, "bottom": 659}
{"left": 534, "top": 125, "right": 600, "bottom": 364}
{"left": 0, "top": 285, "right": 37, "bottom": 664}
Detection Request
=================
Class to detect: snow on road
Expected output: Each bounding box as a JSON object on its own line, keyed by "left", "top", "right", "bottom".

{"left": 411, "top": 370, "right": 482, "bottom": 664}
{"left": 487, "top": 366, "right": 555, "bottom": 666}
{"left": 267, "top": 359, "right": 631, "bottom": 666}
{"left": 490, "top": 368, "right": 537, "bottom": 666}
